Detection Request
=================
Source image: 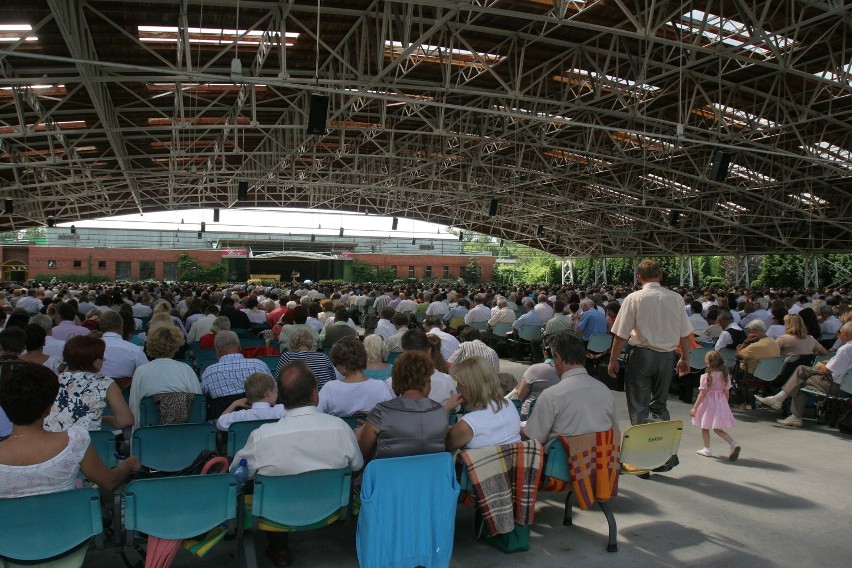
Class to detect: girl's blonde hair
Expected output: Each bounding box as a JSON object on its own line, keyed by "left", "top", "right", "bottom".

{"left": 450, "top": 356, "right": 506, "bottom": 412}
{"left": 704, "top": 350, "right": 729, "bottom": 388}
{"left": 783, "top": 314, "right": 807, "bottom": 339}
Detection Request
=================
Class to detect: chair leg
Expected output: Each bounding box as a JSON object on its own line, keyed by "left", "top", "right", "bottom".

{"left": 563, "top": 491, "right": 574, "bottom": 526}
{"left": 598, "top": 501, "right": 618, "bottom": 552}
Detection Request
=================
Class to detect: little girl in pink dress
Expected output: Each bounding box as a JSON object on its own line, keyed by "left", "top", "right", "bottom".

{"left": 690, "top": 350, "right": 741, "bottom": 461}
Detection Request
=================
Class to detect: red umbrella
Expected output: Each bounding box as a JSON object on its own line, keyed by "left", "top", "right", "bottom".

{"left": 144, "top": 537, "right": 182, "bottom": 568}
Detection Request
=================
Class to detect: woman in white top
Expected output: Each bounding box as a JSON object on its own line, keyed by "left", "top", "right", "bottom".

{"left": 0, "top": 361, "right": 138, "bottom": 499}
{"left": 319, "top": 336, "right": 393, "bottom": 416}
{"left": 446, "top": 356, "right": 521, "bottom": 451}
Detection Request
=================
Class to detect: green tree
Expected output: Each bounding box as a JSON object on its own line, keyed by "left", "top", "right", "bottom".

{"left": 177, "top": 253, "right": 227, "bottom": 283}
{"left": 461, "top": 256, "right": 482, "bottom": 283}
{"left": 351, "top": 261, "right": 375, "bottom": 282}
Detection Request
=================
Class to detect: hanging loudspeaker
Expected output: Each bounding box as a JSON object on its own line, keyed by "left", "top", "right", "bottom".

{"left": 213, "top": 208, "right": 220, "bottom": 223}
{"left": 391, "top": 217, "right": 398, "bottom": 230}
{"left": 47, "top": 217, "right": 55, "bottom": 228}
{"left": 3, "top": 199, "right": 12, "bottom": 215}
{"left": 669, "top": 210, "right": 681, "bottom": 227}
{"left": 307, "top": 94, "right": 329, "bottom": 135}
{"left": 237, "top": 181, "right": 248, "bottom": 201}
{"left": 488, "top": 198, "right": 498, "bottom": 217}
{"left": 709, "top": 151, "right": 731, "bottom": 182}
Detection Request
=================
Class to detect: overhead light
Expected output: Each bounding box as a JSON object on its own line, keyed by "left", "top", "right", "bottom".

{"left": 230, "top": 58, "right": 243, "bottom": 82}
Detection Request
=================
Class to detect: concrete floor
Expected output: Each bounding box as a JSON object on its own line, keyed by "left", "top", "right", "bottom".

{"left": 84, "top": 359, "right": 852, "bottom": 568}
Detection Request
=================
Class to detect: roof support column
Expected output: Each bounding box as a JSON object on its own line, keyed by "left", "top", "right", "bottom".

{"left": 679, "top": 256, "right": 694, "bottom": 287}
{"left": 561, "top": 257, "right": 575, "bottom": 286}
{"left": 594, "top": 258, "right": 607, "bottom": 286}
{"left": 733, "top": 255, "right": 750, "bottom": 288}
{"left": 803, "top": 256, "right": 820, "bottom": 289}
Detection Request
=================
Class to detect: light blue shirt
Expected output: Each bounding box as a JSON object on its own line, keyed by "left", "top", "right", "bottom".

{"left": 577, "top": 309, "right": 607, "bottom": 340}
{"left": 512, "top": 310, "right": 544, "bottom": 330}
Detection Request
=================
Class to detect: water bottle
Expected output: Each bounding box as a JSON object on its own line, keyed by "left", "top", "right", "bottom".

{"left": 233, "top": 458, "right": 250, "bottom": 490}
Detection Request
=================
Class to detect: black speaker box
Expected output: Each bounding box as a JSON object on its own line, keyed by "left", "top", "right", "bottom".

{"left": 307, "top": 94, "right": 329, "bottom": 135}
{"left": 237, "top": 181, "right": 248, "bottom": 201}
{"left": 488, "top": 198, "right": 499, "bottom": 216}
{"left": 4, "top": 199, "right": 12, "bottom": 215}
{"left": 709, "top": 151, "right": 731, "bottom": 181}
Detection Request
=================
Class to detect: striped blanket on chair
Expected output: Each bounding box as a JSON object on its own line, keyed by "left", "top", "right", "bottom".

{"left": 555, "top": 428, "right": 621, "bottom": 510}
{"left": 459, "top": 439, "right": 544, "bottom": 536}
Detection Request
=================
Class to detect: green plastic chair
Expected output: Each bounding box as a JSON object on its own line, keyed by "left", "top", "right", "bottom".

{"left": 688, "top": 347, "right": 713, "bottom": 371}
{"left": 586, "top": 333, "right": 613, "bottom": 355}
{"left": 258, "top": 355, "right": 280, "bottom": 373}
{"left": 227, "top": 419, "right": 279, "bottom": 457}
{"left": 124, "top": 473, "right": 238, "bottom": 542}
{"left": 387, "top": 351, "right": 402, "bottom": 365}
{"left": 89, "top": 429, "right": 117, "bottom": 468}
{"left": 138, "top": 394, "right": 207, "bottom": 427}
{"left": 469, "top": 320, "right": 488, "bottom": 331}
{"left": 131, "top": 423, "right": 218, "bottom": 473}
{"left": 0, "top": 488, "right": 103, "bottom": 563}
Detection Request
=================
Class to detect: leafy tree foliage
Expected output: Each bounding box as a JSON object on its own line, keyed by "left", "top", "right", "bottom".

{"left": 177, "top": 253, "right": 227, "bottom": 283}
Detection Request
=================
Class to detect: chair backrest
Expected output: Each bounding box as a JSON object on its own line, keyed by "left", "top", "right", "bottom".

{"left": 718, "top": 347, "right": 737, "bottom": 369}
{"left": 470, "top": 320, "right": 488, "bottom": 331}
{"left": 751, "top": 356, "right": 787, "bottom": 382}
{"left": 814, "top": 353, "right": 832, "bottom": 365}
{"left": 240, "top": 338, "right": 266, "bottom": 348}
{"left": 839, "top": 369, "right": 852, "bottom": 397}
{"left": 226, "top": 419, "right": 279, "bottom": 457}
{"left": 491, "top": 322, "right": 513, "bottom": 337}
{"left": 340, "top": 415, "right": 364, "bottom": 429}
{"left": 387, "top": 351, "right": 402, "bottom": 365}
{"left": 138, "top": 394, "right": 207, "bottom": 427}
{"left": 124, "top": 473, "right": 238, "bottom": 540}
{"left": 131, "top": 423, "right": 218, "bottom": 472}
{"left": 586, "top": 333, "right": 613, "bottom": 354}
{"left": 449, "top": 317, "right": 465, "bottom": 330}
{"left": 517, "top": 325, "right": 542, "bottom": 342}
{"left": 620, "top": 420, "right": 683, "bottom": 473}
{"left": 258, "top": 355, "right": 280, "bottom": 373}
{"left": 357, "top": 453, "right": 459, "bottom": 568}
{"left": 253, "top": 468, "right": 352, "bottom": 527}
{"left": 89, "top": 429, "right": 117, "bottom": 468}
{"left": 689, "top": 347, "right": 713, "bottom": 370}
{"left": 0, "top": 488, "right": 102, "bottom": 562}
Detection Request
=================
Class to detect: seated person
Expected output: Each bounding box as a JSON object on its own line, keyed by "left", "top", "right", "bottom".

{"left": 319, "top": 337, "right": 393, "bottom": 417}
{"left": 776, "top": 314, "right": 828, "bottom": 357}
{"left": 44, "top": 335, "right": 134, "bottom": 432}
{"left": 735, "top": 320, "right": 780, "bottom": 375}
{"left": 516, "top": 362, "right": 560, "bottom": 420}
{"left": 523, "top": 333, "right": 617, "bottom": 447}
{"left": 363, "top": 334, "right": 393, "bottom": 380}
{"left": 129, "top": 325, "right": 202, "bottom": 428}
{"left": 0, "top": 361, "right": 139, "bottom": 499}
{"left": 357, "top": 351, "right": 460, "bottom": 460}
{"left": 446, "top": 356, "right": 521, "bottom": 451}
{"left": 216, "top": 372, "right": 285, "bottom": 431}
{"left": 199, "top": 316, "right": 231, "bottom": 349}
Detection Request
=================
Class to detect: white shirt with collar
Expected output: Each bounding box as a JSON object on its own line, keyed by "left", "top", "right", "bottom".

{"left": 231, "top": 406, "right": 363, "bottom": 478}
{"left": 464, "top": 303, "right": 492, "bottom": 324}
{"left": 186, "top": 314, "right": 217, "bottom": 343}
{"left": 100, "top": 331, "right": 149, "bottom": 379}
{"left": 216, "top": 401, "right": 285, "bottom": 432}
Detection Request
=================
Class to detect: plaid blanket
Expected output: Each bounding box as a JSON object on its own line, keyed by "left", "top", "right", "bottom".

{"left": 557, "top": 428, "right": 621, "bottom": 510}
{"left": 459, "top": 440, "right": 543, "bottom": 536}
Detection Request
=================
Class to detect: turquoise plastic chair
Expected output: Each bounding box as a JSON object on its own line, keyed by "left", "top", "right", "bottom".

{"left": 689, "top": 347, "right": 713, "bottom": 370}
{"left": 586, "top": 333, "right": 613, "bottom": 355}
{"left": 124, "top": 473, "right": 238, "bottom": 542}
{"left": 251, "top": 468, "right": 352, "bottom": 527}
{"left": 470, "top": 320, "right": 488, "bottom": 331}
{"left": 341, "top": 415, "right": 366, "bottom": 429}
{"left": 226, "top": 419, "right": 279, "bottom": 457}
{"left": 89, "top": 429, "right": 118, "bottom": 468}
{"left": 240, "top": 338, "right": 266, "bottom": 349}
{"left": 490, "top": 322, "right": 513, "bottom": 338}
{"left": 386, "top": 351, "right": 402, "bottom": 365}
{"left": 131, "top": 423, "right": 218, "bottom": 473}
{"left": 138, "top": 394, "right": 207, "bottom": 427}
{"left": 0, "top": 488, "right": 103, "bottom": 562}
{"left": 241, "top": 468, "right": 352, "bottom": 567}
{"left": 258, "top": 355, "right": 280, "bottom": 373}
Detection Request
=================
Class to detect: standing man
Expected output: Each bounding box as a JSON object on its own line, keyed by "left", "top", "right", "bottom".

{"left": 607, "top": 260, "right": 693, "bottom": 425}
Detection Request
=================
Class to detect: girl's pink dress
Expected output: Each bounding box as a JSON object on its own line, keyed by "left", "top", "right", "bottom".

{"left": 691, "top": 370, "right": 736, "bottom": 429}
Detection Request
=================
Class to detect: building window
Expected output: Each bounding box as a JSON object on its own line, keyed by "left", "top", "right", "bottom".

{"left": 443, "top": 266, "right": 450, "bottom": 278}
{"left": 97, "top": 261, "right": 107, "bottom": 269}
{"left": 408, "top": 266, "right": 415, "bottom": 277}
{"left": 139, "top": 261, "right": 155, "bottom": 280}
{"left": 163, "top": 262, "right": 179, "bottom": 282}
{"left": 72, "top": 260, "right": 82, "bottom": 269}
{"left": 425, "top": 266, "right": 432, "bottom": 277}
{"left": 47, "top": 260, "right": 56, "bottom": 269}
{"left": 115, "top": 261, "right": 131, "bottom": 280}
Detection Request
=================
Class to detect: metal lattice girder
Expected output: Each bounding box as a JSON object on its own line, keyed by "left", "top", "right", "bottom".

{"left": 733, "top": 255, "right": 751, "bottom": 287}
{"left": 0, "top": 1, "right": 850, "bottom": 257}
{"left": 803, "top": 255, "right": 820, "bottom": 288}
{"left": 679, "top": 256, "right": 694, "bottom": 287}
{"left": 593, "top": 257, "right": 607, "bottom": 285}
{"left": 561, "top": 257, "right": 575, "bottom": 285}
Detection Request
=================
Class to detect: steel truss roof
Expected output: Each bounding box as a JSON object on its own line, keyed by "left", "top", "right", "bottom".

{"left": 0, "top": 0, "right": 850, "bottom": 257}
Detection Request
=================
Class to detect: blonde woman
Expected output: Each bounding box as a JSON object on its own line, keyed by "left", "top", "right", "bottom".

{"left": 363, "top": 334, "right": 393, "bottom": 380}
{"left": 776, "top": 314, "right": 828, "bottom": 357}
{"left": 446, "top": 356, "right": 521, "bottom": 451}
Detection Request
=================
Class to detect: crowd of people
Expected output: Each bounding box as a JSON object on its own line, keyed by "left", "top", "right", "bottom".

{"left": 0, "top": 262, "right": 850, "bottom": 565}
